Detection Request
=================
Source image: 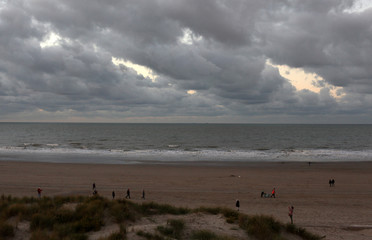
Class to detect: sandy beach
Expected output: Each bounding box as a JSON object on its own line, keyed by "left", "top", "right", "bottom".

{"left": 1, "top": 160, "right": 372, "bottom": 240}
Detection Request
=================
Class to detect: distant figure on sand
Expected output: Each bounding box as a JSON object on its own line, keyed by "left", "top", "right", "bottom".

{"left": 329, "top": 179, "right": 335, "bottom": 187}
{"left": 142, "top": 189, "right": 145, "bottom": 199}
{"left": 112, "top": 191, "right": 115, "bottom": 199}
{"left": 236, "top": 199, "right": 240, "bottom": 211}
{"left": 37, "top": 187, "right": 42, "bottom": 198}
{"left": 93, "top": 183, "right": 96, "bottom": 190}
{"left": 261, "top": 191, "right": 271, "bottom": 198}
{"left": 126, "top": 188, "right": 131, "bottom": 199}
{"left": 271, "top": 188, "right": 276, "bottom": 198}
{"left": 288, "top": 206, "right": 294, "bottom": 224}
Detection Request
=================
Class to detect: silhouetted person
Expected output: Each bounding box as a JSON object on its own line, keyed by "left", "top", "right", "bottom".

{"left": 236, "top": 199, "right": 240, "bottom": 211}
{"left": 93, "top": 183, "right": 96, "bottom": 190}
{"left": 126, "top": 188, "right": 131, "bottom": 199}
{"left": 112, "top": 191, "right": 115, "bottom": 199}
{"left": 288, "top": 206, "right": 294, "bottom": 224}
{"left": 142, "top": 189, "right": 145, "bottom": 199}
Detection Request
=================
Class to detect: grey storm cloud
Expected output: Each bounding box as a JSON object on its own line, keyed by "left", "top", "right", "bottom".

{"left": 0, "top": 0, "right": 371, "bottom": 123}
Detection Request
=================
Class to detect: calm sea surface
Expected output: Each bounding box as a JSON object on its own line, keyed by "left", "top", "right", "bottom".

{"left": 0, "top": 123, "right": 371, "bottom": 164}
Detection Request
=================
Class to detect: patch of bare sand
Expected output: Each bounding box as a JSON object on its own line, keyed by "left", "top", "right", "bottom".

{"left": 6, "top": 217, "right": 30, "bottom": 240}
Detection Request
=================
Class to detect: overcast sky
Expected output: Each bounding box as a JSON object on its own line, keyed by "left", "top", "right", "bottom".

{"left": 1, "top": 0, "right": 372, "bottom": 123}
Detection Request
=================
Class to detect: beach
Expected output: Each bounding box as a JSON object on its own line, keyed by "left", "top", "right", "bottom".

{"left": 1, "top": 161, "right": 372, "bottom": 240}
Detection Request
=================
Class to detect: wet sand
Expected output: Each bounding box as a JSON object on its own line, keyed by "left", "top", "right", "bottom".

{"left": 1, "top": 161, "right": 372, "bottom": 240}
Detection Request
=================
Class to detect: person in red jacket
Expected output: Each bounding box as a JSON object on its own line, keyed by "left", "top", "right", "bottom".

{"left": 271, "top": 188, "right": 276, "bottom": 198}
{"left": 37, "top": 187, "right": 42, "bottom": 198}
{"left": 288, "top": 206, "right": 294, "bottom": 224}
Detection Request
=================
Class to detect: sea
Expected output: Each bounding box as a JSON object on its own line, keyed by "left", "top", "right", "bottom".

{"left": 0, "top": 123, "right": 371, "bottom": 164}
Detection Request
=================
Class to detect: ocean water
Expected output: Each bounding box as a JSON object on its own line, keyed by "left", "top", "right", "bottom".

{"left": 0, "top": 123, "right": 371, "bottom": 164}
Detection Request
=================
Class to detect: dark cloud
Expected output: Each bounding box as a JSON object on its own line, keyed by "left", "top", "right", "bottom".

{"left": 0, "top": 0, "right": 371, "bottom": 123}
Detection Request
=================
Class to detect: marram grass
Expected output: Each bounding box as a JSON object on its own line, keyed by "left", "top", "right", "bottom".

{"left": 0, "top": 194, "right": 321, "bottom": 240}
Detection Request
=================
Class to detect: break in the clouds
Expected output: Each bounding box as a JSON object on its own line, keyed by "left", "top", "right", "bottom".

{"left": 0, "top": 0, "right": 371, "bottom": 123}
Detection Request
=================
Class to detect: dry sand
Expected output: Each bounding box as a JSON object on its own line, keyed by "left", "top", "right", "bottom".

{"left": 1, "top": 160, "right": 372, "bottom": 240}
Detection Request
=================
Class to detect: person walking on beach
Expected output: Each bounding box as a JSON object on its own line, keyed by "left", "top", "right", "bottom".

{"left": 271, "top": 188, "right": 276, "bottom": 198}
{"left": 288, "top": 206, "right": 294, "bottom": 224}
{"left": 37, "top": 187, "right": 42, "bottom": 198}
{"left": 126, "top": 188, "right": 131, "bottom": 199}
{"left": 93, "top": 183, "right": 96, "bottom": 190}
{"left": 236, "top": 199, "right": 240, "bottom": 211}
{"left": 112, "top": 191, "right": 115, "bottom": 199}
{"left": 142, "top": 189, "right": 145, "bottom": 199}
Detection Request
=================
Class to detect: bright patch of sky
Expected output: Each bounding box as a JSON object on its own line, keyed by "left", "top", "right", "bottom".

{"left": 187, "top": 90, "right": 196, "bottom": 95}
{"left": 344, "top": 0, "right": 372, "bottom": 13}
{"left": 179, "top": 28, "right": 203, "bottom": 45}
{"left": 267, "top": 60, "right": 345, "bottom": 99}
{"left": 111, "top": 57, "right": 157, "bottom": 82}
{"left": 40, "top": 32, "right": 62, "bottom": 48}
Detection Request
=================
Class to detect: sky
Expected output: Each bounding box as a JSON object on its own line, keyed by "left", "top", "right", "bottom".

{"left": 0, "top": 0, "right": 372, "bottom": 123}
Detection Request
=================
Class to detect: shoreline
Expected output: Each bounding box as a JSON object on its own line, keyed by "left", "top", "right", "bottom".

{"left": 1, "top": 160, "right": 372, "bottom": 240}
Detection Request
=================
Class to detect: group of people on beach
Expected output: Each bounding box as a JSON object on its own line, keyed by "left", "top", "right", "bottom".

{"left": 260, "top": 187, "right": 276, "bottom": 198}
{"left": 92, "top": 182, "right": 145, "bottom": 200}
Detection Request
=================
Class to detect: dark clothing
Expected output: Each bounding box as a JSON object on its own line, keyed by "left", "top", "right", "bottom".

{"left": 236, "top": 200, "right": 240, "bottom": 211}
{"left": 126, "top": 189, "right": 131, "bottom": 199}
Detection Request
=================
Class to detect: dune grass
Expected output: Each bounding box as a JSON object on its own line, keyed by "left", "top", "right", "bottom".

{"left": 0, "top": 194, "right": 321, "bottom": 240}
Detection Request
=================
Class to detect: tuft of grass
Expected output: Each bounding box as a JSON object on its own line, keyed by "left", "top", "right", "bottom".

{"left": 102, "top": 224, "right": 127, "bottom": 240}
{"left": 104, "top": 232, "right": 126, "bottom": 240}
{"left": 194, "top": 206, "right": 239, "bottom": 224}
{"left": 136, "top": 230, "right": 165, "bottom": 240}
{"left": 239, "top": 214, "right": 282, "bottom": 240}
{"left": 192, "top": 230, "right": 218, "bottom": 240}
{"left": 285, "top": 223, "right": 322, "bottom": 240}
{"left": 30, "top": 229, "right": 50, "bottom": 240}
{"left": 138, "top": 202, "right": 190, "bottom": 215}
{"left": 191, "top": 230, "right": 234, "bottom": 240}
{"left": 109, "top": 200, "right": 136, "bottom": 223}
{"left": 0, "top": 221, "right": 14, "bottom": 238}
{"left": 157, "top": 219, "right": 185, "bottom": 239}
{"left": 30, "top": 212, "right": 56, "bottom": 230}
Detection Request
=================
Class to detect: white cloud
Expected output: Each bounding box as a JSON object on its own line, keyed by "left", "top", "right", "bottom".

{"left": 344, "top": 0, "right": 372, "bottom": 13}
{"left": 40, "top": 32, "right": 62, "bottom": 48}
{"left": 112, "top": 57, "right": 157, "bottom": 82}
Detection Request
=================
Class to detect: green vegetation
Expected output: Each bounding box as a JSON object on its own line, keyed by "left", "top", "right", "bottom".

{"left": 0, "top": 221, "right": 14, "bottom": 238}
{"left": 0, "top": 194, "right": 321, "bottom": 240}
{"left": 157, "top": 219, "right": 185, "bottom": 239}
